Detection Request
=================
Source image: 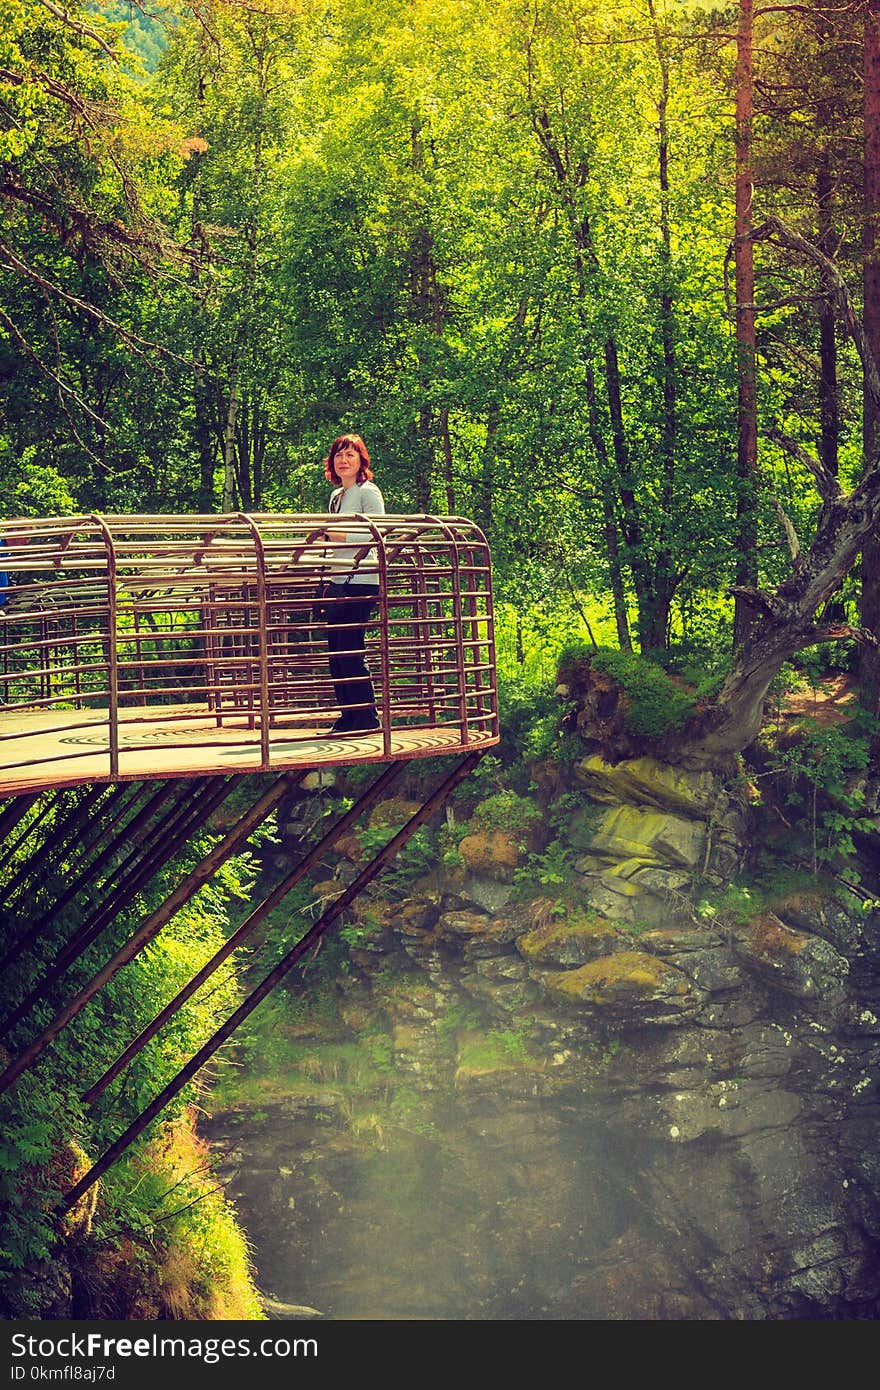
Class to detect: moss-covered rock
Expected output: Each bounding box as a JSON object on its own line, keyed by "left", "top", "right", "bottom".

{"left": 732, "top": 914, "right": 849, "bottom": 1004}
{"left": 458, "top": 829, "right": 522, "bottom": 880}
{"left": 453, "top": 1028, "right": 544, "bottom": 1087}
{"left": 771, "top": 892, "right": 862, "bottom": 952}
{"left": 516, "top": 911, "right": 625, "bottom": 966}
{"left": 396, "top": 899, "right": 440, "bottom": 935}
{"left": 586, "top": 804, "right": 707, "bottom": 870}
{"left": 458, "top": 971, "right": 541, "bottom": 1010}
{"left": 368, "top": 797, "right": 423, "bottom": 828}
{"left": 333, "top": 831, "right": 365, "bottom": 864}
{"left": 53, "top": 1141, "right": 99, "bottom": 1241}
{"left": 437, "top": 909, "right": 493, "bottom": 938}
{"left": 580, "top": 869, "right": 667, "bottom": 927}
{"left": 574, "top": 754, "right": 720, "bottom": 816}
{"left": 539, "top": 951, "right": 692, "bottom": 1010}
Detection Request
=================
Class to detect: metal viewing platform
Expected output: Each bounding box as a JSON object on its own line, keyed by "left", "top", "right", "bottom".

{"left": 0, "top": 512, "right": 498, "bottom": 795}
{"left": 0, "top": 512, "right": 498, "bottom": 1210}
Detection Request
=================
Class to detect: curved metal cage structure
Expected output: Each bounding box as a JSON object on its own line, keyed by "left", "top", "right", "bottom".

{"left": 0, "top": 514, "right": 498, "bottom": 794}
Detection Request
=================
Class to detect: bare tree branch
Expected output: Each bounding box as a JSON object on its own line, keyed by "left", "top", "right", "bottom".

{"left": 807, "top": 622, "right": 877, "bottom": 648}
{"left": 728, "top": 585, "right": 788, "bottom": 619}
{"left": 35, "top": 0, "right": 119, "bottom": 58}
{"left": 771, "top": 496, "right": 802, "bottom": 565}
{"left": 0, "top": 240, "right": 196, "bottom": 370}
{"left": 0, "top": 305, "right": 108, "bottom": 430}
{"left": 747, "top": 217, "right": 880, "bottom": 409}
{"left": 765, "top": 424, "right": 841, "bottom": 503}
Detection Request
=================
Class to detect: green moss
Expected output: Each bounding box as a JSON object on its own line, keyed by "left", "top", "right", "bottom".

{"left": 696, "top": 868, "right": 840, "bottom": 928}
{"left": 434, "top": 998, "right": 485, "bottom": 1040}
{"left": 517, "top": 910, "right": 620, "bottom": 964}
{"left": 560, "top": 645, "right": 697, "bottom": 739}
{"left": 542, "top": 951, "right": 688, "bottom": 1005}
{"left": 470, "top": 791, "right": 542, "bottom": 844}
{"left": 455, "top": 1026, "right": 541, "bottom": 1077}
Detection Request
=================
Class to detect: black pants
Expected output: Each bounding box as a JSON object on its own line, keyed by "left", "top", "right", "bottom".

{"left": 325, "top": 583, "right": 378, "bottom": 725}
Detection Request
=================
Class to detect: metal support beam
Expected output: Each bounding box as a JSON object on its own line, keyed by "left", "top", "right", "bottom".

{"left": 0, "top": 774, "right": 297, "bottom": 1092}
{"left": 59, "top": 751, "right": 483, "bottom": 1214}
{"left": 61, "top": 782, "right": 146, "bottom": 866}
{"left": 0, "top": 785, "right": 109, "bottom": 908}
{"left": 42, "top": 779, "right": 223, "bottom": 967}
{"left": 0, "top": 792, "right": 41, "bottom": 846}
{"left": 0, "top": 784, "right": 167, "bottom": 976}
{"left": 84, "top": 760, "right": 405, "bottom": 1102}
{"left": 34, "top": 782, "right": 177, "bottom": 928}
{"left": 96, "top": 778, "right": 215, "bottom": 900}
{"left": 0, "top": 778, "right": 234, "bottom": 1042}
{"left": 0, "top": 791, "right": 59, "bottom": 879}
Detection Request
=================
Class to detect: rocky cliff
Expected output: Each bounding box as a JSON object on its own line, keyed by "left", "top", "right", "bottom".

{"left": 205, "top": 750, "right": 880, "bottom": 1320}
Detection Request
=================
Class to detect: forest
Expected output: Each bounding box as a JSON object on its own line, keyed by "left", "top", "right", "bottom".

{"left": 2, "top": 0, "right": 880, "bottom": 1323}
{"left": 4, "top": 0, "right": 880, "bottom": 699}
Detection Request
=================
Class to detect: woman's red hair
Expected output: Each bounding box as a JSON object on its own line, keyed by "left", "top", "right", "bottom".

{"left": 324, "top": 434, "right": 374, "bottom": 486}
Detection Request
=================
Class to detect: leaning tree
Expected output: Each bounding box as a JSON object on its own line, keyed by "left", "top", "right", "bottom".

{"left": 570, "top": 218, "right": 880, "bottom": 771}
{"left": 683, "top": 220, "right": 879, "bottom": 763}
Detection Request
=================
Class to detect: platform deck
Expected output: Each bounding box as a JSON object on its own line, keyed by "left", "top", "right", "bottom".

{"left": 0, "top": 703, "right": 498, "bottom": 796}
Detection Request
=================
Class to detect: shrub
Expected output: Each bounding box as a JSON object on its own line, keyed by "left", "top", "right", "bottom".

{"left": 567, "top": 646, "right": 697, "bottom": 739}
{"left": 470, "top": 791, "right": 541, "bottom": 844}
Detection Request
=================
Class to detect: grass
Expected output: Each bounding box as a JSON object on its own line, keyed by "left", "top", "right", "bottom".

{"left": 455, "top": 1026, "right": 542, "bottom": 1076}
{"left": 93, "top": 1110, "right": 263, "bottom": 1320}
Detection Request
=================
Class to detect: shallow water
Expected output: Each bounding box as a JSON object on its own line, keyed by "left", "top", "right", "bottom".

{"left": 205, "top": 1089, "right": 656, "bottom": 1320}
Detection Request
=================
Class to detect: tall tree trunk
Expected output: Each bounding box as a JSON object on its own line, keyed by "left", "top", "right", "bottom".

{"left": 480, "top": 401, "right": 498, "bottom": 531}
{"left": 733, "top": 0, "right": 759, "bottom": 646}
{"left": 439, "top": 408, "right": 456, "bottom": 513}
{"left": 648, "top": 0, "right": 678, "bottom": 651}
{"left": 817, "top": 155, "right": 839, "bottom": 478}
{"left": 221, "top": 373, "right": 240, "bottom": 513}
{"left": 409, "top": 117, "right": 434, "bottom": 510}
{"left": 190, "top": 61, "right": 215, "bottom": 513}
{"left": 529, "top": 91, "right": 651, "bottom": 648}
{"left": 677, "top": 216, "right": 880, "bottom": 764}
{"left": 603, "top": 338, "right": 659, "bottom": 647}
{"left": 252, "top": 403, "right": 267, "bottom": 510}
{"left": 586, "top": 365, "right": 632, "bottom": 651}
{"left": 860, "top": 0, "right": 880, "bottom": 713}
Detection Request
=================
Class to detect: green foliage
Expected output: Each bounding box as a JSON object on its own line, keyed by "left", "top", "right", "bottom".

{"left": 772, "top": 715, "right": 876, "bottom": 873}
{"left": 434, "top": 998, "right": 486, "bottom": 1041}
{"left": 0, "top": 783, "right": 264, "bottom": 1313}
{"left": 437, "top": 819, "right": 469, "bottom": 870}
{"left": 651, "top": 643, "right": 732, "bottom": 702}
{"left": 513, "top": 838, "right": 576, "bottom": 896}
{"left": 356, "top": 823, "right": 440, "bottom": 893}
{"left": 456, "top": 1023, "right": 539, "bottom": 1074}
{"left": 470, "top": 791, "right": 542, "bottom": 844}
{"left": 696, "top": 882, "right": 762, "bottom": 926}
{"left": 587, "top": 647, "right": 697, "bottom": 738}
{"left": 339, "top": 908, "right": 384, "bottom": 950}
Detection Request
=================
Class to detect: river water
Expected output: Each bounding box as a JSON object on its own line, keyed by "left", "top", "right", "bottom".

{"left": 204, "top": 1085, "right": 670, "bottom": 1321}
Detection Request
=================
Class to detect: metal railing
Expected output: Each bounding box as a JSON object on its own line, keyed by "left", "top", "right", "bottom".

{"left": 0, "top": 513, "right": 498, "bottom": 785}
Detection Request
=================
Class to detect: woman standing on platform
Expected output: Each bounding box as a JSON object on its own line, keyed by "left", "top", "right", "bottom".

{"left": 321, "top": 434, "right": 385, "bottom": 733}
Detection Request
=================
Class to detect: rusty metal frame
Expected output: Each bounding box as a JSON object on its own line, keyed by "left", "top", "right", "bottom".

{"left": 0, "top": 781, "right": 180, "bottom": 976}
{"left": 83, "top": 759, "right": 406, "bottom": 1103}
{"left": 58, "top": 750, "right": 484, "bottom": 1214}
{"left": 0, "top": 790, "right": 61, "bottom": 878}
{"left": 83, "top": 779, "right": 190, "bottom": 902}
{"left": 0, "top": 784, "right": 109, "bottom": 908}
{"left": 0, "top": 513, "right": 498, "bottom": 796}
{"left": 0, "top": 773, "right": 300, "bottom": 1092}
{"left": 0, "top": 792, "right": 41, "bottom": 844}
{"left": 0, "top": 777, "right": 236, "bottom": 1042}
